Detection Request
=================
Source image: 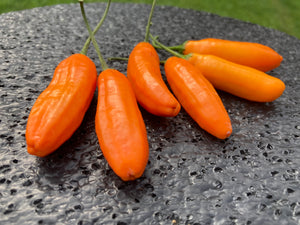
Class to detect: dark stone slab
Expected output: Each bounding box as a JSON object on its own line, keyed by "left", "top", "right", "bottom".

{"left": 0, "top": 3, "right": 299, "bottom": 225}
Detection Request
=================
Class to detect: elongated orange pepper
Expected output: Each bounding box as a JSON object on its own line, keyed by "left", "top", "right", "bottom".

{"left": 79, "top": 0, "right": 149, "bottom": 181}
{"left": 187, "top": 54, "right": 285, "bottom": 102}
{"left": 164, "top": 57, "right": 232, "bottom": 139}
{"left": 26, "top": 54, "right": 97, "bottom": 157}
{"left": 25, "top": 0, "right": 112, "bottom": 157}
{"left": 95, "top": 69, "right": 149, "bottom": 181}
{"left": 169, "top": 38, "right": 283, "bottom": 72}
{"left": 127, "top": 0, "right": 180, "bottom": 117}
{"left": 127, "top": 42, "right": 181, "bottom": 116}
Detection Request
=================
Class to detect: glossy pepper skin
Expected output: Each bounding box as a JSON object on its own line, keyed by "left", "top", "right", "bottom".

{"left": 164, "top": 57, "right": 232, "bottom": 139}
{"left": 183, "top": 38, "right": 283, "bottom": 72}
{"left": 187, "top": 54, "right": 285, "bottom": 102}
{"left": 95, "top": 69, "right": 149, "bottom": 181}
{"left": 127, "top": 42, "right": 181, "bottom": 117}
{"left": 26, "top": 53, "right": 97, "bottom": 157}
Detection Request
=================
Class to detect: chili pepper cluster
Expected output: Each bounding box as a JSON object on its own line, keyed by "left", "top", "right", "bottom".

{"left": 25, "top": 0, "right": 285, "bottom": 181}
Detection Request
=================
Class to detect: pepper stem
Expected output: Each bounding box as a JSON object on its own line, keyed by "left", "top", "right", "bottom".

{"left": 150, "top": 34, "right": 190, "bottom": 60}
{"left": 144, "top": 0, "right": 157, "bottom": 43}
{"left": 108, "top": 57, "right": 129, "bottom": 61}
{"left": 167, "top": 43, "right": 186, "bottom": 53}
{"left": 79, "top": 0, "right": 109, "bottom": 70}
{"left": 80, "top": 0, "right": 111, "bottom": 55}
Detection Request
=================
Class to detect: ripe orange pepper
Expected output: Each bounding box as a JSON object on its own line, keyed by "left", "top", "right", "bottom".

{"left": 95, "top": 69, "right": 149, "bottom": 181}
{"left": 164, "top": 56, "right": 232, "bottom": 139}
{"left": 127, "top": 42, "right": 181, "bottom": 117}
{"left": 170, "top": 38, "right": 283, "bottom": 72}
{"left": 127, "top": 0, "right": 181, "bottom": 117}
{"left": 187, "top": 54, "right": 285, "bottom": 102}
{"left": 26, "top": 54, "right": 97, "bottom": 157}
{"left": 26, "top": 0, "right": 112, "bottom": 157}
{"left": 79, "top": 0, "right": 149, "bottom": 181}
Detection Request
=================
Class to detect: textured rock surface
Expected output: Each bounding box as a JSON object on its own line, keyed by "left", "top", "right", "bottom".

{"left": 0, "top": 3, "right": 299, "bottom": 225}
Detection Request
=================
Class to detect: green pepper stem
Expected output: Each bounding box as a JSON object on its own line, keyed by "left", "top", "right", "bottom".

{"left": 167, "top": 43, "right": 186, "bottom": 53}
{"left": 80, "top": 0, "right": 111, "bottom": 55}
{"left": 108, "top": 57, "right": 129, "bottom": 61}
{"left": 154, "top": 43, "right": 186, "bottom": 53}
{"left": 150, "top": 34, "right": 190, "bottom": 60}
{"left": 144, "top": 0, "right": 157, "bottom": 43}
{"left": 151, "top": 40, "right": 187, "bottom": 54}
{"left": 79, "top": 0, "right": 109, "bottom": 70}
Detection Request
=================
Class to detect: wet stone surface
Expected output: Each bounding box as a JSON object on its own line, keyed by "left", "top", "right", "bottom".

{"left": 0, "top": 3, "right": 300, "bottom": 225}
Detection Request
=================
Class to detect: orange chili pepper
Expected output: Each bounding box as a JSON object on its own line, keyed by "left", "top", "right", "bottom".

{"left": 79, "top": 0, "right": 149, "bottom": 181}
{"left": 170, "top": 38, "right": 283, "bottom": 72}
{"left": 187, "top": 54, "right": 285, "bottom": 102}
{"left": 26, "top": 0, "right": 112, "bottom": 157}
{"left": 95, "top": 69, "right": 149, "bottom": 181}
{"left": 127, "top": 0, "right": 180, "bottom": 117}
{"left": 127, "top": 42, "right": 181, "bottom": 117}
{"left": 164, "top": 56, "right": 232, "bottom": 139}
{"left": 26, "top": 54, "right": 97, "bottom": 157}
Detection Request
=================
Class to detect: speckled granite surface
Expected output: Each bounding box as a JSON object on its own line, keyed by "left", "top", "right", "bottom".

{"left": 0, "top": 3, "right": 299, "bottom": 225}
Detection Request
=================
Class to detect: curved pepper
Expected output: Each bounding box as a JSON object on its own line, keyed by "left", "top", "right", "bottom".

{"left": 180, "top": 38, "right": 283, "bottom": 72}
{"left": 127, "top": 42, "right": 181, "bottom": 117}
{"left": 26, "top": 54, "right": 97, "bottom": 157}
{"left": 187, "top": 53, "right": 285, "bottom": 102}
{"left": 164, "top": 56, "right": 232, "bottom": 139}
